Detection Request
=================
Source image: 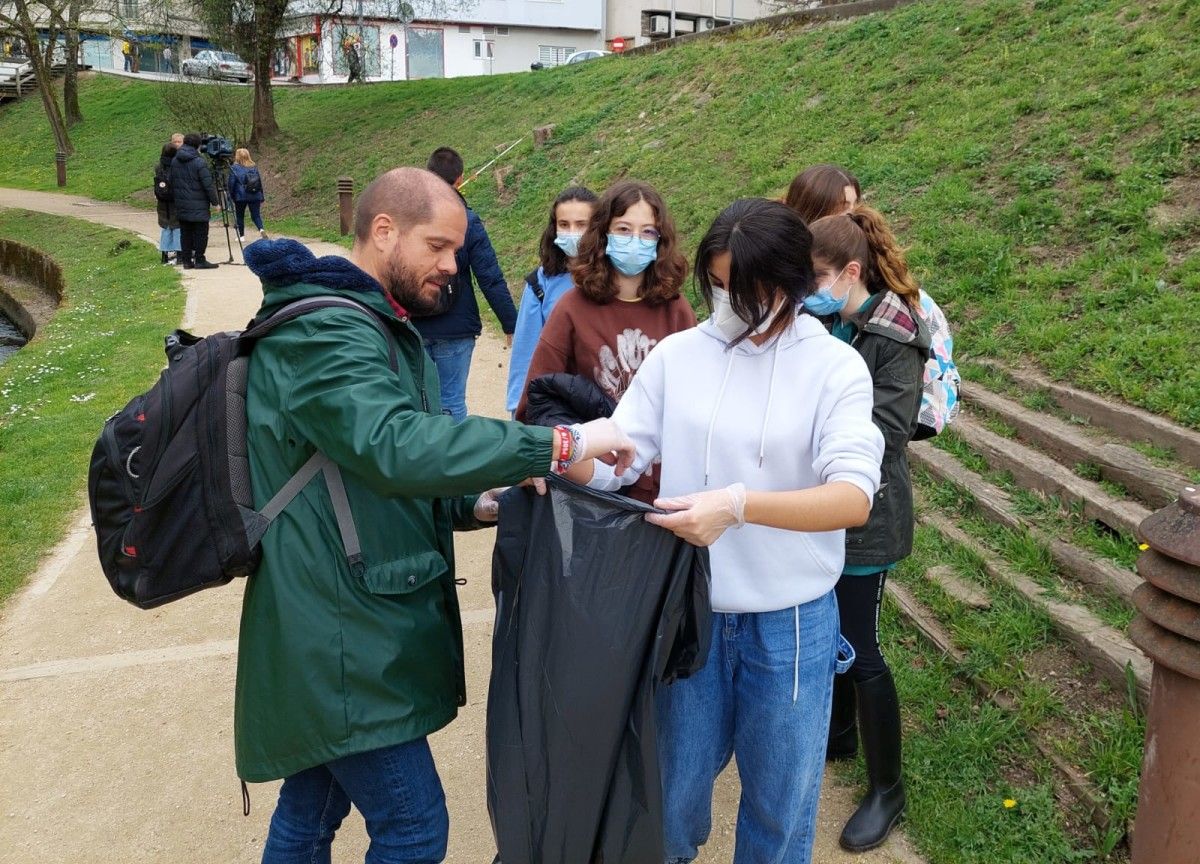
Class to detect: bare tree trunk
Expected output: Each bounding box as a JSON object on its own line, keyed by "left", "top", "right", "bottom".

{"left": 248, "top": 0, "right": 287, "bottom": 145}
{"left": 250, "top": 54, "right": 278, "bottom": 145}
{"left": 11, "top": 0, "right": 73, "bottom": 155}
{"left": 64, "top": 0, "right": 82, "bottom": 126}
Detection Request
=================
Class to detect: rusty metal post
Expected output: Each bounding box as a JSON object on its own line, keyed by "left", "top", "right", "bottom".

{"left": 336, "top": 177, "right": 354, "bottom": 236}
{"left": 1130, "top": 485, "right": 1200, "bottom": 864}
{"left": 55, "top": 151, "right": 67, "bottom": 188}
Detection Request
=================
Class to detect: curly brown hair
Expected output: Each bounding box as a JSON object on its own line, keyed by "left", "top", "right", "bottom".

{"left": 569, "top": 181, "right": 688, "bottom": 306}
{"left": 809, "top": 205, "right": 921, "bottom": 309}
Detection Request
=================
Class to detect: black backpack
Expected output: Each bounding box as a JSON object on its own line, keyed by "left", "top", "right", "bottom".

{"left": 87, "top": 296, "right": 397, "bottom": 609}
{"left": 242, "top": 167, "right": 263, "bottom": 196}
{"left": 153, "top": 167, "right": 172, "bottom": 203}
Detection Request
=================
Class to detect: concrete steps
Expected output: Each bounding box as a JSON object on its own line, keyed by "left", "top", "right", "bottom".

{"left": 910, "top": 440, "right": 1142, "bottom": 601}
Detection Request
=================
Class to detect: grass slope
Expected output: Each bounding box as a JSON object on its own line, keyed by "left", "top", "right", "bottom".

{"left": 1, "top": 0, "right": 1198, "bottom": 426}
{"left": 0, "top": 212, "right": 185, "bottom": 604}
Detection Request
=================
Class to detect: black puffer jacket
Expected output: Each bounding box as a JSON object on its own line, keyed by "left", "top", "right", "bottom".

{"left": 168, "top": 145, "right": 218, "bottom": 222}
{"left": 154, "top": 155, "right": 178, "bottom": 231}
{"left": 524, "top": 373, "right": 615, "bottom": 428}
{"left": 844, "top": 290, "right": 931, "bottom": 568}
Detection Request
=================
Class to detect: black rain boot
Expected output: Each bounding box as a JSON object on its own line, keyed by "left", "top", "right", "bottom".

{"left": 181, "top": 253, "right": 194, "bottom": 269}
{"left": 827, "top": 672, "right": 858, "bottom": 761}
{"left": 160, "top": 251, "right": 170, "bottom": 265}
{"left": 840, "top": 669, "right": 905, "bottom": 852}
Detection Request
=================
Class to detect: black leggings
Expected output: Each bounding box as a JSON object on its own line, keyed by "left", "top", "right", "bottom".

{"left": 835, "top": 570, "right": 890, "bottom": 683}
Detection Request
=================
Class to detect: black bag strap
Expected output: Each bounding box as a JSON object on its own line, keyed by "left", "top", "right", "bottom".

{"left": 245, "top": 295, "right": 400, "bottom": 569}
{"left": 243, "top": 295, "right": 399, "bottom": 373}
{"left": 524, "top": 268, "right": 544, "bottom": 303}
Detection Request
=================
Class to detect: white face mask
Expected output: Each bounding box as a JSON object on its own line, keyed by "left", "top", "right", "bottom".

{"left": 710, "top": 287, "right": 782, "bottom": 342}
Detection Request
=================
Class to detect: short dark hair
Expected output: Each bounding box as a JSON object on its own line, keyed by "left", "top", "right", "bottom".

{"left": 161, "top": 143, "right": 178, "bottom": 161}
{"left": 183, "top": 132, "right": 201, "bottom": 148}
{"left": 426, "top": 147, "right": 464, "bottom": 186}
{"left": 695, "top": 198, "right": 815, "bottom": 345}
{"left": 353, "top": 166, "right": 463, "bottom": 244}
{"left": 539, "top": 186, "right": 599, "bottom": 276}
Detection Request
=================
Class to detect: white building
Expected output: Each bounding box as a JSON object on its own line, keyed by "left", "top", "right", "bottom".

{"left": 604, "top": 0, "right": 775, "bottom": 49}
{"left": 281, "top": 0, "right": 605, "bottom": 82}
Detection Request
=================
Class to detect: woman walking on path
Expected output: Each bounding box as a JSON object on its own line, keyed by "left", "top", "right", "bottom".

{"left": 516, "top": 180, "right": 695, "bottom": 503}
{"left": 806, "top": 204, "right": 930, "bottom": 852}
{"left": 229, "top": 148, "right": 268, "bottom": 242}
{"left": 154, "top": 143, "right": 181, "bottom": 265}
{"left": 569, "top": 198, "right": 883, "bottom": 864}
{"left": 506, "top": 186, "right": 598, "bottom": 417}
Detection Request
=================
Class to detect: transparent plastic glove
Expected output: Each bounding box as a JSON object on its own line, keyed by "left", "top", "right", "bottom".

{"left": 574, "top": 418, "right": 636, "bottom": 477}
{"left": 645, "top": 483, "right": 747, "bottom": 546}
{"left": 474, "top": 488, "right": 504, "bottom": 523}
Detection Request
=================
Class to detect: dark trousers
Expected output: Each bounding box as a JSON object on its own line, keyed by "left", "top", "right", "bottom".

{"left": 235, "top": 201, "right": 264, "bottom": 236}
{"left": 835, "top": 570, "right": 890, "bottom": 682}
{"left": 179, "top": 219, "right": 210, "bottom": 264}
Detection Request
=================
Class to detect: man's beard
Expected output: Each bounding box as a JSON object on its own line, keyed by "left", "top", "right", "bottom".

{"left": 382, "top": 253, "right": 446, "bottom": 315}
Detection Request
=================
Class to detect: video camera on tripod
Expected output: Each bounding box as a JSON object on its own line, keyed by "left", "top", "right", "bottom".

{"left": 198, "top": 133, "right": 240, "bottom": 264}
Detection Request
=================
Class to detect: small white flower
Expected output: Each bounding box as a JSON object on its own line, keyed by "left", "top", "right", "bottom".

{"left": 70, "top": 392, "right": 97, "bottom": 403}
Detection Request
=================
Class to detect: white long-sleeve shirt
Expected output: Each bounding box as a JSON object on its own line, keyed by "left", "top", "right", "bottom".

{"left": 591, "top": 315, "right": 884, "bottom": 613}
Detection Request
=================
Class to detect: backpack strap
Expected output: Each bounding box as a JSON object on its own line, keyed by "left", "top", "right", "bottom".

{"left": 244, "top": 295, "right": 399, "bottom": 372}
{"left": 525, "top": 268, "right": 544, "bottom": 302}
{"left": 244, "top": 295, "right": 402, "bottom": 569}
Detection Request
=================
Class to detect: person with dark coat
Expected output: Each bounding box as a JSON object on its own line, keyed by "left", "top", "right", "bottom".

{"left": 411, "top": 147, "right": 519, "bottom": 422}
{"left": 154, "top": 143, "right": 181, "bottom": 265}
{"left": 808, "top": 205, "right": 931, "bottom": 853}
{"left": 168, "top": 133, "right": 219, "bottom": 269}
{"left": 237, "top": 167, "right": 634, "bottom": 861}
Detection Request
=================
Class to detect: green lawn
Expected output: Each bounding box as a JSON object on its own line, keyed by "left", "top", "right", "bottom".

{"left": 1, "top": 0, "right": 1197, "bottom": 427}
{"left": 0, "top": 211, "right": 185, "bottom": 605}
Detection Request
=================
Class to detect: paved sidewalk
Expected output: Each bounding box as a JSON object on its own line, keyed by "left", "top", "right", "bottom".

{"left": 0, "top": 190, "right": 925, "bottom": 863}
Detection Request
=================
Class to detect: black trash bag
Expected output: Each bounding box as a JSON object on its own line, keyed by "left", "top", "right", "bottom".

{"left": 524, "top": 372, "right": 616, "bottom": 428}
{"left": 487, "top": 474, "right": 711, "bottom": 864}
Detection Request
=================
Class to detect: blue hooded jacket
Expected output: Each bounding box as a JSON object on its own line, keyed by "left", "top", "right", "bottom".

{"left": 410, "top": 195, "right": 517, "bottom": 341}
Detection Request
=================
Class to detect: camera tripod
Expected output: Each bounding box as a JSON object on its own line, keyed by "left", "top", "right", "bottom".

{"left": 211, "top": 161, "right": 245, "bottom": 266}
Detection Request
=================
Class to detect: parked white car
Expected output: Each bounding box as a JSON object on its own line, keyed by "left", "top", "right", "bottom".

{"left": 564, "top": 50, "right": 611, "bottom": 64}
{"left": 181, "top": 50, "right": 252, "bottom": 83}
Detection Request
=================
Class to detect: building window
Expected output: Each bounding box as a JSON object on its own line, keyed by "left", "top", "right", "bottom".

{"left": 458, "top": 25, "right": 471, "bottom": 33}
{"left": 497, "top": 26, "right": 509, "bottom": 35}
{"left": 482, "top": 25, "right": 495, "bottom": 34}
{"left": 121, "top": 0, "right": 138, "bottom": 18}
{"left": 538, "top": 45, "right": 575, "bottom": 66}
{"left": 473, "top": 39, "right": 494, "bottom": 58}
{"left": 406, "top": 26, "right": 444, "bottom": 79}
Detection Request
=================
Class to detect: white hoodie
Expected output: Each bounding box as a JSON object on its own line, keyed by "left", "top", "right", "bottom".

{"left": 590, "top": 314, "right": 884, "bottom": 613}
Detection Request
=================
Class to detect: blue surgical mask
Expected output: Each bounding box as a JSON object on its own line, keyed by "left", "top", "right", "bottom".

{"left": 606, "top": 233, "right": 658, "bottom": 277}
{"left": 803, "top": 264, "right": 850, "bottom": 316}
{"left": 553, "top": 233, "right": 583, "bottom": 258}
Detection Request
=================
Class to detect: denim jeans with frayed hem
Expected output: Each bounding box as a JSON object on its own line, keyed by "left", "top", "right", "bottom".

{"left": 260, "top": 737, "right": 448, "bottom": 864}
{"left": 658, "top": 591, "right": 841, "bottom": 864}
{"left": 423, "top": 336, "right": 475, "bottom": 423}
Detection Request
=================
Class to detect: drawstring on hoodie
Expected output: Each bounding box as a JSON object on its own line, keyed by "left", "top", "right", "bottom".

{"left": 703, "top": 332, "right": 786, "bottom": 485}
{"left": 704, "top": 349, "right": 737, "bottom": 487}
{"left": 760, "top": 337, "right": 782, "bottom": 469}
{"left": 793, "top": 605, "right": 800, "bottom": 703}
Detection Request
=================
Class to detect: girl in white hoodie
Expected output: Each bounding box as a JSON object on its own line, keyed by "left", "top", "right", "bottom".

{"left": 572, "top": 198, "right": 884, "bottom": 864}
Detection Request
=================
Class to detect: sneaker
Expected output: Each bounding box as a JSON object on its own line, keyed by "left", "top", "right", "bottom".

{"left": 238, "top": 236, "right": 245, "bottom": 243}
{"left": 259, "top": 229, "right": 269, "bottom": 240}
{"left": 194, "top": 259, "right": 219, "bottom": 270}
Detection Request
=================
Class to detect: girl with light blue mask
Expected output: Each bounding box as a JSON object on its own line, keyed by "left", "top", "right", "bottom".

{"left": 506, "top": 186, "right": 598, "bottom": 416}
{"left": 514, "top": 180, "right": 696, "bottom": 504}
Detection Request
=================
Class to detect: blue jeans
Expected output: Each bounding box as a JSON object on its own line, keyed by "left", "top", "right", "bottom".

{"left": 159, "top": 227, "right": 180, "bottom": 252}
{"left": 236, "top": 201, "right": 264, "bottom": 236}
{"left": 261, "top": 738, "right": 448, "bottom": 864}
{"left": 658, "top": 592, "right": 846, "bottom": 864}
{"left": 423, "top": 337, "right": 475, "bottom": 423}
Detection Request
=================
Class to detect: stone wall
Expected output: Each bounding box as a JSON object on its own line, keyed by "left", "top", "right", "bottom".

{"left": 0, "top": 239, "right": 64, "bottom": 339}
